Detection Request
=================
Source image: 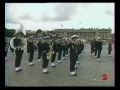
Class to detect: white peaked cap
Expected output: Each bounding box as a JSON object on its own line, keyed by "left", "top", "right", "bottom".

{"left": 97, "top": 37, "right": 102, "bottom": 39}
{"left": 15, "top": 24, "right": 26, "bottom": 35}
{"left": 44, "top": 36, "right": 50, "bottom": 39}
{"left": 51, "top": 35, "right": 56, "bottom": 37}
{"left": 71, "top": 35, "right": 79, "bottom": 39}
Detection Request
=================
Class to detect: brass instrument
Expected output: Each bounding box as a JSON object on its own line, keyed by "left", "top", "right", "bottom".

{"left": 63, "top": 40, "right": 67, "bottom": 48}
{"left": 10, "top": 24, "right": 27, "bottom": 50}
{"left": 33, "top": 40, "right": 38, "bottom": 48}
{"left": 57, "top": 39, "right": 63, "bottom": 45}
{"left": 47, "top": 41, "right": 54, "bottom": 60}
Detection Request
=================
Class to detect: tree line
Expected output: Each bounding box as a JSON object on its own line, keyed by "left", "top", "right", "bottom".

{"left": 5, "top": 28, "right": 42, "bottom": 37}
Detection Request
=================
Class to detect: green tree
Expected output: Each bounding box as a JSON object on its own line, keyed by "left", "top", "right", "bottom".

{"left": 35, "top": 29, "right": 42, "bottom": 35}
{"left": 5, "top": 28, "right": 15, "bottom": 37}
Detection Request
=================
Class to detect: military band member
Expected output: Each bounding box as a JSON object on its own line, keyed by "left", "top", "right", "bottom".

{"left": 28, "top": 39, "right": 35, "bottom": 66}
{"left": 37, "top": 38, "right": 43, "bottom": 62}
{"left": 76, "top": 39, "right": 81, "bottom": 64}
{"left": 57, "top": 36, "right": 63, "bottom": 63}
{"left": 62, "top": 39, "right": 67, "bottom": 60}
{"left": 27, "top": 39, "right": 30, "bottom": 55}
{"left": 41, "top": 36, "right": 50, "bottom": 74}
{"left": 94, "top": 37, "right": 98, "bottom": 57}
{"left": 50, "top": 35, "right": 57, "bottom": 67}
{"left": 65, "top": 38, "right": 69, "bottom": 57}
{"left": 81, "top": 40, "right": 84, "bottom": 53}
{"left": 9, "top": 24, "right": 27, "bottom": 72}
{"left": 56, "top": 39, "right": 59, "bottom": 54}
{"left": 69, "top": 35, "right": 78, "bottom": 76}
{"left": 108, "top": 38, "right": 112, "bottom": 56}
{"left": 34, "top": 40, "right": 37, "bottom": 54}
{"left": 90, "top": 38, "right": 95, "bottom": 55}
{"left": 13, "top": 34, "right": 24, "bottom": 72}
{"left": 96, "top": 37, "right": 103, "bottom": 61}
{"left": 78, "top": 39, "right": 82, "bottom": 57}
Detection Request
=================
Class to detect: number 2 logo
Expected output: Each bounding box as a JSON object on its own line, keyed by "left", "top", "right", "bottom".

{"left": 102, "top": 74, "right": 108, "bottom": 80}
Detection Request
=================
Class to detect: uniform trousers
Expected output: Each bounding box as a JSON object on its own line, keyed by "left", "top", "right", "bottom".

{"left": 34, "top": 46, "right": 37, "bottom": 52}
{"left": 38, "top": 52, "right": 42, "bottom": 59}
{"left": 29, "top": 52, "right": 34, "bottom": 62}
{"left": 97, "top": 49, "right": 102, "bottom": 58}
{"left": 108, "top": 47, "right": 112, "bottom": 55}
{"left": 94, "top": 48, "right": 98, "bottom": 56}
{"left": 42, "top": 52, "right": 49, "bottom": 68}
{"left": 63, "top": 49, "right": 66, "bottom": 57}
{"left": 91, "top": 46, "right": 94, "bottom": 54}
{"left": 70, "top": 54, "right": 77, "bottom": 72}
{"left": 51, "top": 52, "right": 56, "bottom": 62}
{"left": 58, "top": 50, "right": 62, "bottom": 60}
{"left": 66, "top": 48, "right": 68, "bottom": 55}
{"left": 15, "top": 49, "right": 23, "bottom": 67}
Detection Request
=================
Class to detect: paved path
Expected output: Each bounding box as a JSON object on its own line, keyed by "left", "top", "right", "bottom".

{"left": 5, "top": 44, "right": 114, "bottom": 86}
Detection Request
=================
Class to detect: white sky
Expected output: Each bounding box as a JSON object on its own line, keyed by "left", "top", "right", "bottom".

{"left": 5, "top": 3, "right": 115, "bottom": 33}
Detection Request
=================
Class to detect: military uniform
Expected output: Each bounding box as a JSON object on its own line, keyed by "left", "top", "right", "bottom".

{"left": 94, "top": 39, "right": 98, "bottom": 57}
{"left": 69, "top": 35, "right": 79, "bottom": 76}
{"left": 28, "top": 40, "right": 35, "bottom": 66}
{"left": 96, "top": 37, "right": 103, "bottom": 61}
{"left": 108, "top": 38, "right": 112, "bottom": 56}
{"left": 90, "top": 39, "right": 95, "bottom": 55}
{"left": 13, "top": 37, "right": 23, "bottom": 72}
{"left": 41, "top": 36, "right": 50, "bottom": 74}
{"left": 10, "top": 24, "right": 26, "bottom": 72}
{"left": 51, "top": 40, "right": 57, "bottom": 67}
{"left": 27, "top": 39, "right": 30, "bottom": 54}
{"left": 37, "top": 38, "right": 42, "bottom": 62}
{"left": 78, "top": 40, "right": 82, "bottom": 57}
{"left": 81, "top": 41, "right": 84, "bottom": 52}
{"left": 65, "top": 39, "right": 69, "bottom": 57}
{"left": 62, "top": 39, "right": 67, "bottom": 60}
{"left": 76, "top": 40, "right": 81, "bottom": 64}
{"left": 57, "top": 39, "right": 63, "bottom": 63}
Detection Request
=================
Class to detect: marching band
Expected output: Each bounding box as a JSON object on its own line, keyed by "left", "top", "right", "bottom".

{"left": 5, "top": 24, "right": 113, "bottom": 76}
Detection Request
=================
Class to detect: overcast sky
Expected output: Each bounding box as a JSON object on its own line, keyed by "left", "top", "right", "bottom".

{"left": 5, "top": 3, "right": 115, "bottom": 33}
